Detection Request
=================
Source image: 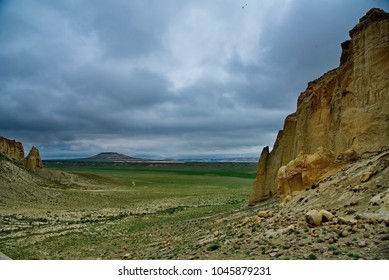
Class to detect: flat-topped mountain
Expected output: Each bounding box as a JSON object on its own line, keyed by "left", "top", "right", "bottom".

{"left": 73, "top": 152, "right": 179, "bottom": 163}
{"left": 76, "top": 152, "right": 145, "bottom": 162}
{"left": 89, "top": 152, "right": 137, "bottom": 161}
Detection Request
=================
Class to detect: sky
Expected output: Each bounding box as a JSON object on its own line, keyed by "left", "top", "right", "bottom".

{"left": 1, "top": 0, "right": 388, "bottom": 160}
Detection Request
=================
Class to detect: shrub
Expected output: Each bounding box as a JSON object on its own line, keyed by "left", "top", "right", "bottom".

{"left": 207, "top": 244, "right": 220, "bottom": 251}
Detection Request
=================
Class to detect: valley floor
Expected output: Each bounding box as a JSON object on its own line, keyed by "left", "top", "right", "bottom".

{"left": 0, "top": 155, "right": 388, "bottom": 260}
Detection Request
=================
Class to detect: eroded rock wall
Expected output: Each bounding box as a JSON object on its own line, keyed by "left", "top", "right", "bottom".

{"left": 26, "top": 146, "right": 43, "bottom": 172}
{"left": 0, "top": 136, "right": 43, "bottom": 172}
{"left": 0, "top": 136, "right": 24, "bottom": 162}
{"left": 250, "top": 8, "right": 389, "bottom": 204}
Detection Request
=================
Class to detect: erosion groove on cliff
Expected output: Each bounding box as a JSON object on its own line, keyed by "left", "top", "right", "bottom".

{"left": 250, "top": 8, "right": 389, "bottom": 204}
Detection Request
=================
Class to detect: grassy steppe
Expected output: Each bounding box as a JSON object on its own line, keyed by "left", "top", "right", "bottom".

{"left": 0, "top": 161, "right": 258, "bottom": 259}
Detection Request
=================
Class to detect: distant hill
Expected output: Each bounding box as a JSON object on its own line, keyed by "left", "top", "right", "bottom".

{"left": 74, "top": 152, "right": 145, "bottom": 162}
{"left": 46, "top": 152, "right": 258, "bottom": 163}
{"left": 71, "top": 152, "right": 180, "bottom": 163}
{"left": 88, "top": 152, "right": 137, "bottom": 161}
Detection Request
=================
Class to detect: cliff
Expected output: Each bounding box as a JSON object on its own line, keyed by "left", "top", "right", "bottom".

{"left": 26, "top": 146, "right": 44, "bottom": 172}
{"left": 0, "top": 136, "right": 24, "bottom": 162}
{"left": 250, "top": 8, "right": 389, "bottom": 204}
{"left": 0, "top": 136, "right": 43, "bottom": 172}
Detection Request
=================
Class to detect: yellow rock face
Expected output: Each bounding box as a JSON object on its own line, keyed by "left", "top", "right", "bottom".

{"left": 0, "top": 136, "right": 43, "bottom": 172}
{"left": 0, "top": 136, "right": 24, "bottom": 161}
{"left": 26, "top": 146, "right": 43, "bottom": 172}
{"left": 250, "top": 9, "right": 389, "bottom": 204}
{"left": 277, "top": 148, "right": 339, "bottom": 201}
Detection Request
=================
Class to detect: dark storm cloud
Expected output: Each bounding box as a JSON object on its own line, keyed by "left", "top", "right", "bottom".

{"left": 0, "top": 0, "right": 388, "bottom": 159}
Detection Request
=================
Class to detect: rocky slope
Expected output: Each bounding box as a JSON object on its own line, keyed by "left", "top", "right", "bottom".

{"left": 0, "top": 154, "right": 54, "bottom": 207}
{"left": 2, "top": 151, "right": 387, "bottom": 260}
{"left": 0, "top": 136, "right": 43, "bottom": 172}
{"left": 250, "top": 8, "right": 389, "bottom": 204}
{"left": 1, "top": 143, "right": 387, "bottom": 260}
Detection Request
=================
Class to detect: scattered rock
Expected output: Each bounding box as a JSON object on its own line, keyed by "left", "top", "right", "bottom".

{"left": 198, "top": 237, "right": 216, "bottom": 246}
{"left": 306, "top": 210, "right": 323, "bottom": 227}
{"left": 319, "top": 210, "right": 334, "bottom": 222}
{"left": 242, "top": 217, "right": 250, "bottom": 224}
{"left": 369, "top": 218, "right": 378, "bottom": 224}
{"left": 310, "top": 229, "right": 319, "bottom": 237}
{"left": 351, "top": 226, "right": 359, "bottom": 233}
{"left": 369, "top": 194, "right": 384, "bottom": 206}
{"left": 360, "top": 172, "right": 374, "bottom": 183}
{"left": 287, "top": 225, "right": 295, "bottom": 231}
{"left": 265, "top": 229, "right": 279, "bottom": 239}
{"left": 358, "top": 241, "right": 367, "bottom": 247}
{"left": 257, "top": 210, "right": 273, "bottom": 218}
{"left": 337, "top": 216, "right": 356, "bottom": 225}
{"left": 268, "top": 251, "right": 278, "bottom": 258}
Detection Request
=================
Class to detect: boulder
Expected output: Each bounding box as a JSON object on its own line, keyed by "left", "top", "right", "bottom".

{"left": 360, "top": 172, "right": 374, "bottom": 183}
{"left": 257, "top": 210, "right": 273, "bottom": 218}
{"left": 319, "top": 209, "right": 334, "bottom": 222}
{"left": 277, "top": 147, "right": 339, "bottom": 201}
{"left": 306, "top": 210, "right": 323, "bottom": 227}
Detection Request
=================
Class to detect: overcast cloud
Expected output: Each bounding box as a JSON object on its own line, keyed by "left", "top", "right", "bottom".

{"left": 1, "top": 0, "right": 388, "bottom": 159}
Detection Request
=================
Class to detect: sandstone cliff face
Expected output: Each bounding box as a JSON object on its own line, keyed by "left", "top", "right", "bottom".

{"left": 26, "top": 146, "right": 43, "bottom": 172}
{"left": 277, "top": 148, "right": 338, "bottom": 200}
{"left": 0, "top": 136, "right": 24, "bottom": 162}
{"left": 0, "top": 136, "right": 43, "bottom": 172}
{"left": 250, "top": 8, "right": 389, "bottom": 204}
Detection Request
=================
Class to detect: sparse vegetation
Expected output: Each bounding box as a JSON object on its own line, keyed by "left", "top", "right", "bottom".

{"left": 347, "top": 252, "right": 361, "bottom": 260}
{"left": 0, "top": 161, "right": 256, "bottom": 259}
{"left": 1, "top": 155, "right": 388, "bottom": 260}
{"left": 207, "top": 244, "right": 221, "bottom": 251}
